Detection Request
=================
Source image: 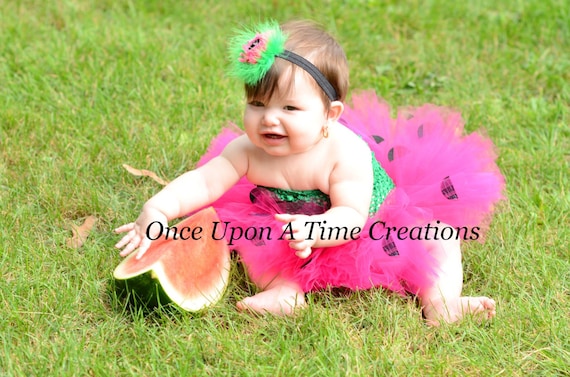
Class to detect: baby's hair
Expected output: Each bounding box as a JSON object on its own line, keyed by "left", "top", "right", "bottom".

{"left": 245, "top": 20, "right": 349, "bottom": 109}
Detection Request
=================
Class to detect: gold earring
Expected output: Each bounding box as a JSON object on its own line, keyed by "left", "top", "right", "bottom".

{"left": 322, "top": 124, "right": 329, "bottom": 138}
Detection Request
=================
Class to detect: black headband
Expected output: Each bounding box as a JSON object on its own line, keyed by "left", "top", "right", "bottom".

{"left": 277, "top": 50, "right": 339, "bottom": 101}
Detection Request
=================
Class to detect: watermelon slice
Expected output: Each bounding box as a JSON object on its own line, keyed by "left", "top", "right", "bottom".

{"left": 113, "top": 207, "right": 231, "bottom": 312}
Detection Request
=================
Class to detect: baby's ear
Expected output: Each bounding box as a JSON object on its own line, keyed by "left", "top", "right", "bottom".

{"left": 327, "top": 100, "right": 344, "bottom": 122}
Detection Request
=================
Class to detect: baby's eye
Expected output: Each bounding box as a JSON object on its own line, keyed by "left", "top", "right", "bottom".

{"left": 284, "top": 105, "right": 298, "bottom": 111}
{"left": 249, "top": 101, "right": 265, "bottom": 107}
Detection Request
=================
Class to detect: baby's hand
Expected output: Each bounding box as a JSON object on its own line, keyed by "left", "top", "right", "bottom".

{"left": 114, "top": 208, "right": 168, "bottom": 259}
{"left": 274, "top": 213, "right": 316, "bottom": 259}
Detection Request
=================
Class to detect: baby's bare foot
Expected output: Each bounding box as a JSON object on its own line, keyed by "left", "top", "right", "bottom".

{"left": 237, "top": 286, "right": 306, "bottom": 316}
{"left": 424, "top": 296, "right": 496, "bottom": 326}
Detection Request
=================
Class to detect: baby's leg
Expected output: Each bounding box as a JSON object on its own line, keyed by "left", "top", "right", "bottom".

{"left": 418, "top": 224, "right": 496, "bottom": 326}
{"left": 236, "top": 273, "right": 306, "bottom": 316}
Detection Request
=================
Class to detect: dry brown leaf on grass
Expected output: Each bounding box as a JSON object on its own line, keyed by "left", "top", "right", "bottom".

{"left": 67, "top": 215, "right": 97, "bottom": 249}
{"left": 122, "top": 164, "right": 169, "bottom": 185}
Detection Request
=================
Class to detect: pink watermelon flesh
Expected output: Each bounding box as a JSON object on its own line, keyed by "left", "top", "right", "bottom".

{"left": 113, "top": 207, "right": 231, "bottom": 312}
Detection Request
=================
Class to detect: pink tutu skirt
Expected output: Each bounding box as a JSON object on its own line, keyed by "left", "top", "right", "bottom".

{"left": 196, "top": 92, "right": 505, "bottom": 295}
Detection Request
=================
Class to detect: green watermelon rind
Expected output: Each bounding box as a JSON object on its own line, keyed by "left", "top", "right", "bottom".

{"left": 113, "top": 270, "right": 173, "bottom": 311}
{"left": 113, "top": 219, "right": 232, "bottom": 312}
{"left": 148, "top": 256, "right": 230, "bottom": 312}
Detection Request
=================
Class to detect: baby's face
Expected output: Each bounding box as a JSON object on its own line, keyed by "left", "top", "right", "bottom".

{"left": 243, "top": 68, "right": 329, "bottom": 157}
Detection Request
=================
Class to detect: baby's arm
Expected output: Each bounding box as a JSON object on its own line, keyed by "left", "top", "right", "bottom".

{"left": 276, "top": 144, "right": 373, "bottom": 257}
{"left": 115, "top": 136, "right": 249, "bottom": 257}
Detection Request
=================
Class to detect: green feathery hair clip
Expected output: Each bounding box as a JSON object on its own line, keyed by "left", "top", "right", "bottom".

{"left": 229, "top": 21, "right": 287, "bottom": 85}
{"left": 229, "top": 20, "right": 340, "bottom": 100}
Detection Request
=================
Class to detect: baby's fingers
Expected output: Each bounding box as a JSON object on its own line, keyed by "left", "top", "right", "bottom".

{"left": 275, "top": 213, "right": 296, "bottom": 224}
{"left": 135, "top": 238, "right": 152, "bottom": 260}
{"left": 117, "top": 232, "right": 143, "bottom": 257}
{"left": 114, "top": 222, "right": 135, "bottom": 234}
{"left": 288, "top": 238, "right": 313, "bottom": 253}
{"left": 118, "top": 242, "right": 137, "bottom": 257}
{"left": 295, "top": 247, "right": 312, "bottom": 259}
{"left": 115, "top": 231, "right": 134, "bottom": 250}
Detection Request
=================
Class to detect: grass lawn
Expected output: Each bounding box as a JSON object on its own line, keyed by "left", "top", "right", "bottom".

{"left": 1, "top": 0, "right": 568, "bottom": 375}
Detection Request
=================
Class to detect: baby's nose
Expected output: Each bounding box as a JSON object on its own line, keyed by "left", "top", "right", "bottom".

{"left": 262, "top": 111, "right": 280, "bottom": 127}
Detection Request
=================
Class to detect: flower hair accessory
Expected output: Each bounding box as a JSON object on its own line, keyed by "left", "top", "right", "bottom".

{"left": 229, "top": 21, "right": 339, "bottom": 101}
{"left": 229, "top": 21, "right": 287, "bottom": 86}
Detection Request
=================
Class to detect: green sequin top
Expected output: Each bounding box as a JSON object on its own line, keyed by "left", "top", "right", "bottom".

{"left": 258, "top": 157, "right": 394, "bottom": 216}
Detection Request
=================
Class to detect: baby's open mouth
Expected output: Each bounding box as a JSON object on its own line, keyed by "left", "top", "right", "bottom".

{"left": 264, "top": 134, "right": 286, "bottom": 139}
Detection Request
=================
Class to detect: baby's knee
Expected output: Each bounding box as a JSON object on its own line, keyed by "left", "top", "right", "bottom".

{"left": 424, "top": 222, "right": 462, "bottom": 259}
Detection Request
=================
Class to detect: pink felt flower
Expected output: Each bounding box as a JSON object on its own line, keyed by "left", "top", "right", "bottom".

{"left": 239, "top": 33, "right": 268, "bottom": 64}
